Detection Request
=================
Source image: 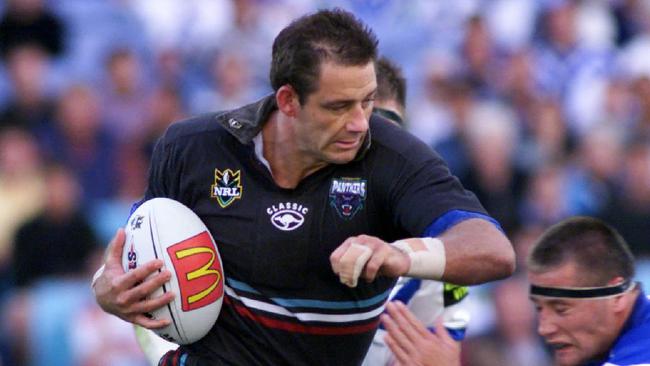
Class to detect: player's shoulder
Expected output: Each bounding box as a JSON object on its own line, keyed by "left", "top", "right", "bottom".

{"left": 162, "top": 112, "right": 231, "bottom": 146}
{"left": 369, "top": 114, "right": 440, "bottom": 164}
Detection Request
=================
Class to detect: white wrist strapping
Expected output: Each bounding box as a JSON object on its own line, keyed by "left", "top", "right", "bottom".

{"left": 391, "top": 238, "right": 446, "bottom": 279}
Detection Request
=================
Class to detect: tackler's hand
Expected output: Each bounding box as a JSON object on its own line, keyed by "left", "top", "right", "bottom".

{"left": 330, "top": 235, "right": 410, "bottom": 287}
{"left": 382, "top": 301, "right": 461, "bottom": 366}
{"left": 92, "top": 228, "right": 175, "bottom": 329}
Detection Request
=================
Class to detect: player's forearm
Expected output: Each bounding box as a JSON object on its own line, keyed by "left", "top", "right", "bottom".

{"left": 437, "top": 218, "right": 515, "bottom": 285}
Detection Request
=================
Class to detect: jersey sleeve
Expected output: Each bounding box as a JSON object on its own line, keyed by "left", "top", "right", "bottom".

{"left": 144, "top": 133, "right": 182, "bottom": 200}
{"left": 383, "top": 136, "right": 487, "bottom": 236}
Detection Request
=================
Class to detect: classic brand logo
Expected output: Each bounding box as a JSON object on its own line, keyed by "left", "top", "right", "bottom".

{"left": 266, "top": 202, "right": 309, "bottom": 231}
{"left": 329, "top": 178, "right": 367, "bottom": 219}
{"left": 167, "top": 231, "right": 224, "bottom": 312}
{"left": 211, "top": 169, "right": 242, "bottom": 208}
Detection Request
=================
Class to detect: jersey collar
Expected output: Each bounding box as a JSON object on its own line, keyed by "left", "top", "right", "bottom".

{"left": 215, "top": 93, "right": 372, "bottom": 161}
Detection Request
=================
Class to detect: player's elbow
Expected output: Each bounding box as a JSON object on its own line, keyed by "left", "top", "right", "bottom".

{"left": 489, "top": 238, "right": 516, "bottom": 280}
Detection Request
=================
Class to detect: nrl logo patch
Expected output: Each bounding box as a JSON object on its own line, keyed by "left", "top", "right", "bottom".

{"left": 329, "top": 178, "right": 367, "bottom": 220}
{"left": 211, "top": 169, "right": 242, "bottom": 208}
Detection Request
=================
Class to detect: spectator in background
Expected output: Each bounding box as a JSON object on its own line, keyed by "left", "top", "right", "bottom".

{"left": 459, "top": 15, "right": 501, "bottom": 98}
{"left": 407, "top": 52, "right": 460, "bottom": 148}
{"left": 520, "top": 160, "right": 571, "bottom": 228}
{"left": 0, "top": 44, "right": 56, "bottom": 132}
{"left": 517, "top": 98, "right": 572, "bottom": 172}
{"left": 98, "top": 48, "right": 152, "bottom": 144}
{"left": 496, "top": 48, "right": 538, "bottom": 130}
{"left": 611, "top": 0, "right": 650, "bottom": 46}
{"left": 0, "top": 0, "right": 65, "bottom": 60}
{"left": 566, "top": 123, "right": 624, "bottom": 216}
{"left": 600, "top": 139, "right": 650, "bottom": 258}
{"left": 630, "top": 75, "right": 650, "bottom": 140}
{"left": 189, "top": 50, "right": 259, "bottom": 113}
{"left": 141, "top": 84, "right": 186, "bottom": 158}
{"left": 0, "top": 128, "right": 46, "bottom": 294}
{"left": 461, "top": 101, "right": 527, "bottom": 234}
{"left": 431, "top": 77, "right": 476, "bottom": 179}
{"left": 11, "top": 164, "right": 98, "bottom": 288}
{"left": 532, "top": 0, "right": 612, "bottom": 137}
{"left": 90, "top": 143, "right": 149, "bottom": 245}
{"left": 36, "top": 84, "right": 118, "bottom": 207}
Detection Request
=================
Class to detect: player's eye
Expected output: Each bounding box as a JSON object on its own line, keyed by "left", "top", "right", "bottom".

{"left": 554, "top": 305, "right": 570, "bottom": 315}
{"left": 361, "top": 98, "right": 375, "bottom": 109}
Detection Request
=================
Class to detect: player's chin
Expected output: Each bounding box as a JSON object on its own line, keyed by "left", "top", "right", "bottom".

{"left": 553, "top": 349, "right": 583, "bottom": 366}
{"left": 325, "top": 150, "right": 359, "bottom": 164}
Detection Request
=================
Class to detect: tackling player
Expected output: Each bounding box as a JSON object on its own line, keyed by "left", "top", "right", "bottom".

{"left": 528, "top": 216, "right": 650, "bottom": 366}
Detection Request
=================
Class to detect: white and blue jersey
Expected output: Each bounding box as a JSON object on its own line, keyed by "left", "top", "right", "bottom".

{"left": 362, "top": 278, "right": 470, "bottom": 366}
{"left": 587, "top": 290, "right": 650, "bottom": 366}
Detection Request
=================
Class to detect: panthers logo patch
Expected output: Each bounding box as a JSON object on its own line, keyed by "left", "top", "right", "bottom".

{"left": 329, "top": 178, "right": 367, "bottom": 220}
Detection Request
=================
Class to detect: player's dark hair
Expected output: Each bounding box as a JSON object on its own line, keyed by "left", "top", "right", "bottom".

{"left": 270, "top": 8, "right": 378, "bottom": 104}
{"left": 375, "top": 56, "right": 406, "bottom": 111}
{"left": 527, "top": 216, "right": 635, "bottom": 286}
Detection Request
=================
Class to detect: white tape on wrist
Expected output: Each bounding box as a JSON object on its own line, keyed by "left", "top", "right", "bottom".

{"left": 392, "top": 238, "right": 445, "bottom": 279}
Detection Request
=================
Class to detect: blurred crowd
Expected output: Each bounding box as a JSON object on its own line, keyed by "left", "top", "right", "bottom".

{"left": 1, "top": 0, "right": 650, "bottom": 365}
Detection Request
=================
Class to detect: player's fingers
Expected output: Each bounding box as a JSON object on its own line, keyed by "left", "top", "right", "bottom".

{"left": 382, "top": 313, "right": 416, "bottom": 359}
{"left": 130, "top": 291, "right": 175, "bottom": 315}
{"left": 106, "top": 228, "right": 126, "bottom": 265}
{"left": 361, "top": 242, "right": 391, "bottom": 282}
{"left": 116, "top": 259, "right": 165, "bottom": 290}
{"left": 330, "top": 240, "right": 353, "bottom": 274}
{"left": 132, "top": 313, "right": 171, "bottom": 330}
{"left": 386, "top": 301, "right": 428, "bottom": 344}
{"left": 394, "top": 301, "right": 431, "bottom": 339}
{"left": 433, "top": 315, "right": 455, "bottom": 343}
{"left": 118, "top": 270, "right": 172, "bottom": 304}
{"left": 337, "top": 243, "right": 372, "bottom": 287}
{"left": 381, "top": 310, "right": 418, "bottom": 355}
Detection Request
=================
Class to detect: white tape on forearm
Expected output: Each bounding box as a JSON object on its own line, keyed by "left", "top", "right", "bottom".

{"left": 392, "top": 238, "right": 445, "bottom": 279}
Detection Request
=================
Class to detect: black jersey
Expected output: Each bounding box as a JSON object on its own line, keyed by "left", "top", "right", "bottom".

{"left": 145, "top": 95, "right": 487, "bottom": 366}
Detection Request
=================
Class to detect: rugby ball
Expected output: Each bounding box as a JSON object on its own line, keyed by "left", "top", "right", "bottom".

{"left": 122, "top": 197, "right": 224, "bottom": 345}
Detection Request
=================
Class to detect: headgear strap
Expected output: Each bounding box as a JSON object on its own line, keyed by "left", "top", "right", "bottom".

{"left": 530, "top": 279, "right": 635, "bottom": 299}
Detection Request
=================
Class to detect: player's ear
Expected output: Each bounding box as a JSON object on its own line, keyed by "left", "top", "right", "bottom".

{"left": 609, "top": 277, "right": 632, "bottom": 312}
{"left": 276, "top": 84, "right": 300, "bottom": 118}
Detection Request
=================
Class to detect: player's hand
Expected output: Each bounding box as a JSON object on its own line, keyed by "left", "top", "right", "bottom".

{"left": 382, "top": 301, "right": 461, "bottom": 366}
{"left": 330, "top": 235, "right": 409, "bottom": 287}
{"left": 93, "top": 228, "right": 174, "bottom": 329}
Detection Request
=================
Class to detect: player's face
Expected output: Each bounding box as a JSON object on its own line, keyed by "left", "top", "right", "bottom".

{"left": 528, "top": 263, "right": 620, "bottom": 366}
{"left": 294, "top": 61, "right": 376, "bottom": 165}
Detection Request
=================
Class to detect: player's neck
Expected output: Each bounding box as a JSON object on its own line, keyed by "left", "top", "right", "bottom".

{"left": 261, "top": 112, "right": 327, "bottom": 189}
